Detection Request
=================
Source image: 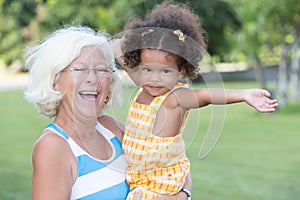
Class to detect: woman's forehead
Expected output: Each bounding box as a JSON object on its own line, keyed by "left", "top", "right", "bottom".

{"left": 74, "top": 46, "right": 107, "bottom": 64}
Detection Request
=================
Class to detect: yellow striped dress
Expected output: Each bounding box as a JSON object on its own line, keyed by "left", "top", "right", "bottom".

{"left": 123, "top": 83, "right": 190, "bottom": 200}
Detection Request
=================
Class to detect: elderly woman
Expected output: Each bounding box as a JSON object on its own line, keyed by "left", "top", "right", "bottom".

{"left": 25, "top": 26, "right": 189, "bottom": 200}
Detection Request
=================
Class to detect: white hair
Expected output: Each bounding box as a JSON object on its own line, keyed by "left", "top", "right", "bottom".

{"left": 24, "top": 25, "right": 122, "bottom": 118}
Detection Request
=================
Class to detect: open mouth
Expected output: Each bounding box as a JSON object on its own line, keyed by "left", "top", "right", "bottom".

{"left": 79, "top": 91, "right": 99, "bottom": 101}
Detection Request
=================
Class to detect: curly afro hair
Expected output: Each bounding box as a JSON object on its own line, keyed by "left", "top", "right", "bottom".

{"left": 122, "top": 2, "right": 207, "bottom": 80}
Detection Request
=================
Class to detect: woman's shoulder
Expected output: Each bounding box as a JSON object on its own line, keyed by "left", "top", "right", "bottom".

{"left": 32, "top": 129, "right": 77, "bottom": 188}
{"left": 33, "top": 130, "right": 71, "bottom": 157}
{"left": 32, "top": 129, "right": 75, "bottom": 169}
{"left": 98, "top": 115, "right": 124, "bottom": 141}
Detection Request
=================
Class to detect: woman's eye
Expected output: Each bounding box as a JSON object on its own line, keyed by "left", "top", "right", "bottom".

{"left": 73, "top": 68, "right": 86, "bottom": 72}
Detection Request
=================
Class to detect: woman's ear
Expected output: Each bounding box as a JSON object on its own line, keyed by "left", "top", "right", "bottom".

{"left": 53, "top": 74, "right": 60, "bottom": 91}
{"left": 53, "top": 82, "right": 59, "bottom": 91}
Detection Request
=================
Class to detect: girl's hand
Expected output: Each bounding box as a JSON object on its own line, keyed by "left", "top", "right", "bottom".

{"left": 244, "top": 89, "right": 278, "bottom": 112}
{"left": 109, "top": 38, "right": 123, "bottom": 59}
{"left": 109, "top": 38, "right": 129, "bottom": 72}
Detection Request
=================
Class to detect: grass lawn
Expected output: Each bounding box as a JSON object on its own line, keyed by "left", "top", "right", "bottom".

{"left": 0, "top": 91, "right": 51, "bottom": 199}
{"left": 0, "top": 82, "right": 299, "bottom": 200}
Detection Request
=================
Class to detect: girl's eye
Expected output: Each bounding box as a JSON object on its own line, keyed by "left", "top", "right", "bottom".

{"left": 143, "top": 68, "right": 151, "bottom": 72}
{"left": 162, "top": 69, "right": 171, "bottom": 74}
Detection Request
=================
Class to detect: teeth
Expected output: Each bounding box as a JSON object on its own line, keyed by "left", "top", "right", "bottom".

{"left": 79, "top": 91, "right": 97, "bottom": 95}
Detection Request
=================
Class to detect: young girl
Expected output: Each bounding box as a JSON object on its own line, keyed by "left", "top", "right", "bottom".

{"left": 114, "top": 2, "right": 278, "bottom": 200}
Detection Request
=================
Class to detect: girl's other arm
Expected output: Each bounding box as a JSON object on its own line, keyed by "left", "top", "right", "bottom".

{"left": 110, "top": 38, "right": 139, "bottom": 85}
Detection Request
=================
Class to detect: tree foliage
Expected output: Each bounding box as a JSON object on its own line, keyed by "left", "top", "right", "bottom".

{"left": 0, "top": 0, "right": 38, "bottom": 65}
{"left": 0, "top": 0, "right": 239, "bottom": 67}
{"left": 39, "top": 0, "right": 113, "bottom": 31}
{"left": 111, "top": 0, "right": 241, "bottom": 60}
{"left": 183, "top": 0, "right": 241, "bottom": 58}
{"left": 227, "top": 0, "right": 300, "bottom": 104}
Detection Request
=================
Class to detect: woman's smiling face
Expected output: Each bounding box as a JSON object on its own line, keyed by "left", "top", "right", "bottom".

{"left": 55, "top": 46, "right": 112, "bottom": 119}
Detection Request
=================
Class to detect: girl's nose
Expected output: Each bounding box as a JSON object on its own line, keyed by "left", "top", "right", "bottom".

{"left": 150, "top": 72, "right": 161, "bottom": 81}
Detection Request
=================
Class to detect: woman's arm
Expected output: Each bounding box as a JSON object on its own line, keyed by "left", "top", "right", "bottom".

{"left": 174, "top": 88, "right": 278, "bottom": 113}
{"left": 152, "top": 174, "right": 192, "bottom": 200}
{"left": 32, "top": 132, "right": 75, "bottom": 200}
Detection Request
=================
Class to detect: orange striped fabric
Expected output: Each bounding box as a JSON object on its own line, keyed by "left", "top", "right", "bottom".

{"left": 123, "top": 83, "right": 190, "bottom": 200}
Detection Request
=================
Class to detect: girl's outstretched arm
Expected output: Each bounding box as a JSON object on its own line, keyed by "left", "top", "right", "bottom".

{"left": 174, "top": 88, "right": 278, "bottom": 113}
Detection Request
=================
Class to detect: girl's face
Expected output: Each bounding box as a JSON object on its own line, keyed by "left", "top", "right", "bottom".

{"left": 138, "top": 49, "right": 184, "bottom": 97}
{"left": 55, "top": 46, "right": 113, "bottom": 119}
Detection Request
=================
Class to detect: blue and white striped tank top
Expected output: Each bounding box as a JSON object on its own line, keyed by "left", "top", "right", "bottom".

{"left": 45, "top": 121, "right": 129, "bottom": 200}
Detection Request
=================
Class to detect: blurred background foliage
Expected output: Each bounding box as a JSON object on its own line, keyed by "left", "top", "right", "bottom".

{"left": 0, "top": 0, "right": 298, "bottom": 65}
{"left": 0, "top": 0, "right": 242, "bottom": 65}
{"left": 0, "top": 0, "right": 299, "bottom": 105}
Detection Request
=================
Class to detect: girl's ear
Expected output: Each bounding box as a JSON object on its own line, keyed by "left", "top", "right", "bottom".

{"left": 178, "top": 69, "right": 185, "bottom": 80}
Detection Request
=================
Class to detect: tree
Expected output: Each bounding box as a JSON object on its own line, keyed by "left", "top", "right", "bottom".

{"left": 227, "top": 0, "right": 300, "bottom": 106}
{"left": 0, "top": 0, "right": 38, "bottom": 67}
{"left": 112, "top": 0, "right": 241, "bottom": 60}
{"left": 0, "top": 0, "right": 240, "bottom": 71}
{"left": 39, "top": 0, "right": 108, "bottom": 33}
{"left": 289, "top": 1, "right": 300, "bottom": 102}
{"left": 229, "top": 1, "right": 269, "bottom": 89}
{"left": 266, "top": 0, "right": 300, "bottom": 106}
{"left": 183, "top": 0, "right": 241, "bottom": 60}
{"left": 291, "top": 27, "right": 300, "bottom": 102}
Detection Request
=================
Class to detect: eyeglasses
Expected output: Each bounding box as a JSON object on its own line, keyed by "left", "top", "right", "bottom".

{"left": 62, "top": 66, "right": 115, "bottom": 76}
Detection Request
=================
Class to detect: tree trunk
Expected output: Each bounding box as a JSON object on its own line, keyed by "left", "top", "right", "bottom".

{"left": 254, "top": 56, "right": 267, "bottom": 89}
{"left": 278, "top": 41, "right": 289, "bottom": 107}
{"left": 290, "top": 29, "right": 300, "bottom": 102}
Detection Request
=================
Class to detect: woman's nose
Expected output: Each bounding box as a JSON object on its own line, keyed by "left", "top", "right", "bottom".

{"left": 85, "top": 69, "right": 99, "bottom": 83}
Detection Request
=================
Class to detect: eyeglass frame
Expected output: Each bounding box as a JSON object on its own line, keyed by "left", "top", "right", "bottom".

{"left": 61, "top": 65, "right": 115, "bottom": 76}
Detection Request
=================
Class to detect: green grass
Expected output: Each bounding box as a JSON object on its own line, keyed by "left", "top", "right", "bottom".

{"left": 0, "top": 91, "right": 51, "bottom": 200}
{"left": 1, "top": 82, "right": 299, "bottom": 200}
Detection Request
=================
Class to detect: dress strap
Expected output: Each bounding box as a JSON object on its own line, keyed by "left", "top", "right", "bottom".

{"left": 96, "top": 121, "right": 115, "bottom": 141}
{"left": 150, "top": 82, "right": 189, "bottom": 108}
{"left": 45, "top": 123, "right": 69, "bottom": 140}
{"left": 133, "top": 87, "right": 143, "bottom": 101}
